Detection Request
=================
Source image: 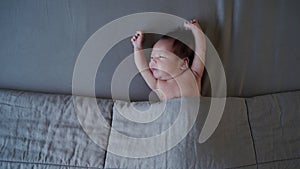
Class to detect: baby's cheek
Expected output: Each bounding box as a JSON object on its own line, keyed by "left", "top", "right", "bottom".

{"left": 149, "top": 61, "right": 154, "bottom": 67}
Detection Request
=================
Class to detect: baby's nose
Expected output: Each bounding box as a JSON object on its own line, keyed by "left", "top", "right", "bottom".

{"left": 149, "top": 59, "right": 156, "bottom": 66}
{"left": 150, "top": 58, "right": 157, "bottom": 63}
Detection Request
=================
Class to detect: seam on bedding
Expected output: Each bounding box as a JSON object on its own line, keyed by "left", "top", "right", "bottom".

{"left": 244, "top": 99, "right": 259, "bottom": 169}
{"left": 102, "top": 100, "right": 116, "bottom": 169}
{"left": 0, "top": 159, "right": 103, "bottom": 169}
{"left": 257, "top": 156, "right": 300, "bottom": 166}
{"left": 226, "top": 156, "right": 300, "bottom": 168}
{"left": 225, "top": 163, "right": 257, "bottom": 169}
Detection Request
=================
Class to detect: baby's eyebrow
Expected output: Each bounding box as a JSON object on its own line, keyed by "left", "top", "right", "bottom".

{"left": 151, "top": 51, "right": 160, "bottom": 55}
{"left": 152, "top": 49, "right": 168, "bottom": 53}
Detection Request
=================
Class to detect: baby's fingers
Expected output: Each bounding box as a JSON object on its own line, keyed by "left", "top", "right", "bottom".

{"left": 131, "top": 35, "right": 137, "bottom": 41}
{"left": 136, "top": 31, "right": 143, "bottom": 36}
{"left": 133, "top": 31, "right": 143, "bottom": 40}
{"left": 191, "top": 19, "right": 201, "bottom": 28}
{"left": 191, "top": 19, "right": 197, "bottom": 24}
{"left": 134, "top": 31, "right": 143, "bottom": 39}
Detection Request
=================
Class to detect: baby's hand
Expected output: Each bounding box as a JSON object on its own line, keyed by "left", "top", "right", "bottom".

{"left": 184, "top": 19, "right": 203, "bottom": 34}
{"left": 131, "top": 31, "right": 144, "bottom": 50}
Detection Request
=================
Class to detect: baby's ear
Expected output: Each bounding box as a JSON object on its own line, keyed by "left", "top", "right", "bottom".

{"left": 180, "top": 57, "right": 189, "bottom": 70}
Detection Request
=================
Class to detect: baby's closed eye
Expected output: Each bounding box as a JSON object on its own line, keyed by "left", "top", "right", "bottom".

{"left": 151, "top": 55, "right": 166, "bottom": 59}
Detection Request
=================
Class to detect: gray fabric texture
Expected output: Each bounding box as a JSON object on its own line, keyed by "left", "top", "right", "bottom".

{"left": 1, "top": 88, "right": 300, "bottom": 168}
{"left": 0, "top": 89, "right": 113, "bottom": 169}
{"left": 246, "top": 91, "right": 300, "bottom": 166}
{"left": 105, "top": 97, "right": 256, "bottom": 169}
{"left": 257, "top": 158, "right": 300, "bottom": 169}
{"left": 0, "top": 162, "right": 102, "bottom": 169}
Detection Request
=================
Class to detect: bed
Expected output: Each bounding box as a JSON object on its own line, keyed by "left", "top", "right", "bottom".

{"left": 1, "top": 0, "right": 300, "bottom": 168}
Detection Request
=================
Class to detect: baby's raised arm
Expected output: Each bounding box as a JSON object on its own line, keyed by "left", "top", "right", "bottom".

{"left": 184, "top": 19, "right": 206, "bottom": 79}
{"left": 131, "top": 31, "right": 157, "bottom": 90}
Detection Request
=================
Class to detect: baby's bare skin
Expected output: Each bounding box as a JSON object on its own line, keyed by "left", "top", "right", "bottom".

{"left": 131, "top": 19, "right": 206, "bottom": 101}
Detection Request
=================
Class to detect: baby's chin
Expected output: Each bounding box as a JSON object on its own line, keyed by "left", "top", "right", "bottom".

{"left": 152, "top": 71, "right": 160, "bottom": 79}
{"left": 154, "top": 73, "right": 173, "bottom": 80}
{"left": 151, "top": 69, "right": 174, "bottom": 80}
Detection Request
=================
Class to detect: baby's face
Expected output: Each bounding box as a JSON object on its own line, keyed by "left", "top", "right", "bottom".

{"left": 149, "top": 39, "right": 187, "bottom": 80}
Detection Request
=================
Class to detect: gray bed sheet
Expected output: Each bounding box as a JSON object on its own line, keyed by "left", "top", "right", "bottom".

{"left": 1, "top": 0, "right": 300, "bottom": 100}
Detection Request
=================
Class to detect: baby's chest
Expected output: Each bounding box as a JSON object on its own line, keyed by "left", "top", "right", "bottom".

{"left": 156, "top": 82, "right": 181, "bottom": 98}
{"left": 156, "top": 78, "right": 200, "bottom": 99}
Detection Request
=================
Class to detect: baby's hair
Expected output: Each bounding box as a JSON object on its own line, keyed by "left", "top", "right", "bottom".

{"left": 160, "top": 28, "right": 195, "bottom": 67}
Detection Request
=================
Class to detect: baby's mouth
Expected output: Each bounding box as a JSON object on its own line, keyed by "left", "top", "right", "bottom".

{"left": 150, "top": 68, "right": 158, "bottom": 72}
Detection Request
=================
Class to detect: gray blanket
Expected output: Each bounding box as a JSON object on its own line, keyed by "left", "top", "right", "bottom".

{"left": 1, "top": 89, "right": 300, "bottom": 168}
{"left": 0, "top": 89, "right": 113, "bottom": 168}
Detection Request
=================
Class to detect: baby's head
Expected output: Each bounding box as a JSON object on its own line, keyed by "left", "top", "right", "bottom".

{"left": 159, "top": 29, "right": 195, "bottom": 67}
{"left": 149, "top": 29, "right": 195, "bottom": 79}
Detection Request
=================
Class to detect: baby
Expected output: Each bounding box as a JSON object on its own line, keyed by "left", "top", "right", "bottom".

{"left": 131, "top": 19, "right": 206, "bottom": 101}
